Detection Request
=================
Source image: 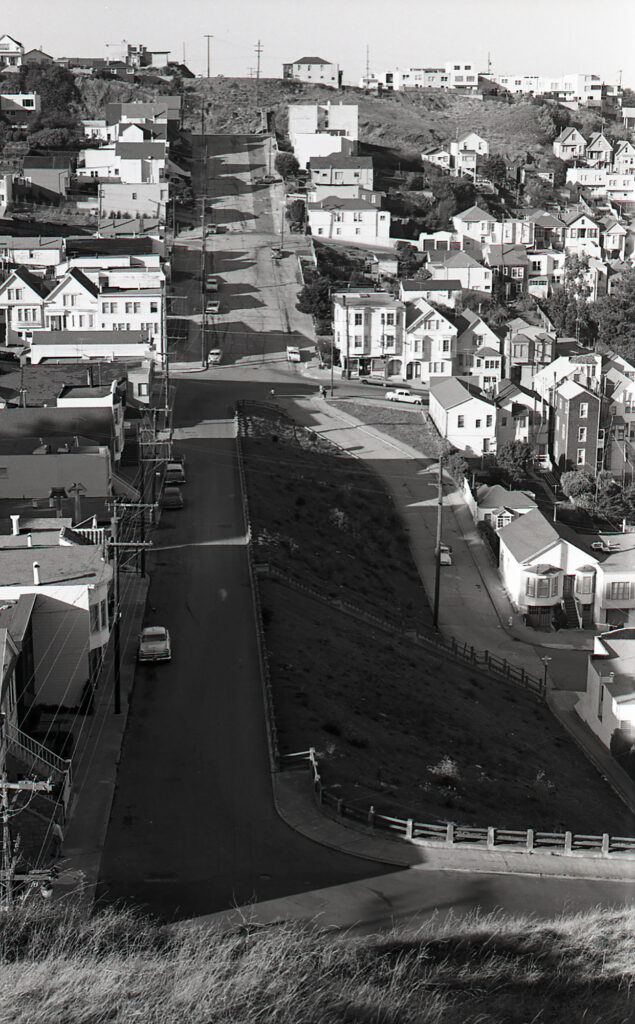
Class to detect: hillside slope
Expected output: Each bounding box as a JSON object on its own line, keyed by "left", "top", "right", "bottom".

{"left": 185, "top": 77, "right": 564, "bottom": 162}
{"left": 2, "top": 901, "right": 633, "bottom": 1023}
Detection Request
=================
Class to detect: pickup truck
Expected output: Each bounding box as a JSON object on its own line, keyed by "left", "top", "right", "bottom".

{"left": 286, "top": 345, "right": 301, "bottom": 363}
{"left": 386, "top": 389, "right": 423, "bottom": 405}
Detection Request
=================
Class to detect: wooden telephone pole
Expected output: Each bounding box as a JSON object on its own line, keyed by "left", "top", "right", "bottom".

{"left": 1, "top": 773, "right": 53, "bottom": 910}
{"left": 433, "top": 458, "right": 444, "bottom": 629}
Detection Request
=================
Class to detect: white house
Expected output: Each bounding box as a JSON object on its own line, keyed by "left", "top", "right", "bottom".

{"left": 0, "top": 34, "right": 24, "bottom": 67}
{"left": 429, "top": 377, "right": 498, "bottom": 455}
{"left": 472, "top": 483, "right": 538, "bottom": 529}
{"left": 308, "top": 197, "right": 390, "bottom": 246}
{"left": 561, "top": 210, "right": 602, "bottom": 258}
{"left": 552, "top": 126, "right": 587, "bottom": 161}
{"left": 399, "top": 277, "right": 464, "bottom": 309}
{"left": 27, "top": 329, "right": 155, "bottom": 365}
{"left": 427, "top": 250, "right": 493, "bottom": 293}
{"left": 0, "top": 93, "right": 40, "bottom": 120}
{"left": 288, "top": 102, "right": 358, "bottom": 169}
{"left": 0, "top": 173, "right": 11, "bottom": 214}
{"left": 308, "top": 154, "right": 374, "bottom": 201}
{"left": 332, "top": 291, "right": 406, "bottom": 379}
{"left": 585, "top": 132, "right": 613, "bottom": 168}
{"left": 403, "top": 299, "right": 458, "bottom": 384}
{"left": 576, "top": 629, "right": 635, "bottom": 750}
{"left": 283, "top": 56, "right": 341, "bottom": 88}
{"left": 0, "top": 543, "right": 112, "bottom": 706}
{"left": 613, "top": 140, "right": 635, "bottom": 174}
{"left": 0, "top": 236, "right": 65, "bottom": 269}
{"left": 454, "top": 308, "right": 501, "bottom": 377}
{"left": 452, "top": 205, "right": 497, "bottom": 244}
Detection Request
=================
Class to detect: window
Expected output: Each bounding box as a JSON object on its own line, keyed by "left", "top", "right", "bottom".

{"left": 486, "top": 415, "right": 493, "bottom": 427}
{"left": 137, "top": 382, "right": 149, "bottom": 396}
{"left": 536, "top": 577, "right": 551, "bottom": 598}
{"left": 501, "top": 416, "right": 507, "bottom": 426}
{"left": 442, "top": 339, "right": 450, "bottom": 352}
{"left": 610, "top": 581, "right": 631, "bottom": 600}
{"left": 385, "top": 313, "right": 394, "bottom": 326}
{"left": 457, "top": 415, "right": 465, "bottom": 428}
{"left": 150, "top": 302, "right": 158, "bottom": 313}
{"left": 131, "top": 192, "right": 137, "bottom": 200}
{"left": 579, "top": 402, "right": 588, "bottom": 419}
{"left": 354, "top": 335, "right": 363, "bottom": 349}
{"left": 597, "top": 682, "right": 604, "bottom": 721}
{"left": 354, "top": 313, "right": 363, "bottom": 326}
{"left": 100, "top": 600, "right": 108, "bottom": 630}
{"left": 578, "top": 426, "right": 587, "bottom": 442}
{"left": 475, "top": 419, "right": 481, "bottom": 428}
{"left": 90, "top": 604, "right": 100, "bottom": 632}
{"left": 125, "top": 302, "right": 133, "bottom": 314}
{"left": 576, "top": 448, "right": 585, "bottom": 465}
{"left": 511, "top": 267, "right": 524, "bottom": 279}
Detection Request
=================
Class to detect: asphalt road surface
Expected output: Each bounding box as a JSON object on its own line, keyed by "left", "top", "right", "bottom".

{"left": 98, "top": 135, "right": 635, "bottom": 924}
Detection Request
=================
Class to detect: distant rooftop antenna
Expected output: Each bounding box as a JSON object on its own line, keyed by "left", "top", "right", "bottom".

{"left": 365, "top": 44, "right": 370, "bottom": 85}
{"left": 487, "top": 51, "right": 492, "bottom": 75}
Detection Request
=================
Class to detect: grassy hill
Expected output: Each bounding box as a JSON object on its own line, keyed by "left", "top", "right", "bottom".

{"left": 2, "top": 900, "right": 633, "bottom": 1023}
{"left": 184, "top": 77, "right": 571, "bottom": 163}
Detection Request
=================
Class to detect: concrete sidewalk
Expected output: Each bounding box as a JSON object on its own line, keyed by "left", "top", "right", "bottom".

{"left": 56, "top": 573, "right": 149, "bottom": 903}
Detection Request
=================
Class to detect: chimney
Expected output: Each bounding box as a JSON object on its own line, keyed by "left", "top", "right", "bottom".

{"left": 26, "top": 534, "right": 32, "bottom": 548}
{"left": 10, "top": 514, "right": 20, "bottom": 536}
{"left": 32, "top": 562, "right": 40, "bottom": 586}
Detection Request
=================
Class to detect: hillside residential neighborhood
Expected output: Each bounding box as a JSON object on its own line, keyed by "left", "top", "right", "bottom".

{"left": 0, "top": 22, "right": 633, "bottom": 1008}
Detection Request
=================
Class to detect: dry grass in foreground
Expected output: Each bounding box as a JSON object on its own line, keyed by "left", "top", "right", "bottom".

{"left": 1, "top": 901, "right": 633, "bottom": 1023}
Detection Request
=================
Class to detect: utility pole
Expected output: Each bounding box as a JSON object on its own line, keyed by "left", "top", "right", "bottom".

{"left": 110, "top": 513, "right": 121, "bottom": 715}
{"left": 255, "top": 39, "right": 263, "bottom": 104}
{"left": 1, "top": 774, "right": 53, "bottom": 911}
{"left": 432, "top": 457, "right": 444, "bottom": 630}
{"left": 204, "top": 34, "right": 213, "bottom": 79}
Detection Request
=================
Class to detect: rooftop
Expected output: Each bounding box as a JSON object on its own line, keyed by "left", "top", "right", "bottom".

{"left": 454, "top": 205, "right": 497, "bottom": 224}
{"left": 0, "top": 545, "right": 111, "bottom": 588}
{"left": 430, "top": 376, "right": 495, "bottom": 411}
{"left": 30, "top": 330, "right": 148, "bottom": 347}
{"left": 476, "top": 484, "right": 537, "bottom": 511}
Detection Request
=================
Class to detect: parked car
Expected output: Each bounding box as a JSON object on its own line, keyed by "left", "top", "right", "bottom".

{"left": 138, "top": 626, "right": 171, "bottom": 662}
{"left": 166, "top": 461, "right": 186, "bottom": 484}
{"left": 361, "top": 378, "right": 388, "bottom": 387}
{"left": 206, "top": 275, "right": 219, "bottom": 291}
{"left": 208, "top": 348, "right": 222, "bottom": 364}
{"left": 256, "top": 174, "right": 279, "bottom": 184}
{"left": 205, "top": 300, "right": 221, "bottom": 315}
{"left": 439, "top": 544, "right": 453, "bottom": 565}
{"left": 163, "top": 485, "right": 184, "bottom": 509}
{"left": 286, "top": 345, "right": 301, "bottom": 363}
{"left": 386, "top": 389, "right": 423, "bottom": 405}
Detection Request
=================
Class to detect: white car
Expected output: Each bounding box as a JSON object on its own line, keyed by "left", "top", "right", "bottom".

{"left": 205, "top": 300, "right": 221, "bottom": 314}
{"left": 439, "top": 544, "right": 453, "bottom": 565}
{"left": 138, "top": 626, "right": 171, "bottom": 662}
{"left": 386, "top": 389, "right": 423, "bottom": 405}
{"left": 208, "top": 348, "right": 222, "bottom": 365}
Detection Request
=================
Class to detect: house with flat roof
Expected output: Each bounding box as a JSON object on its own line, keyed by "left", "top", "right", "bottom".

{"left": 308, "top": 196, "right": 390, "bottom": 246}
{"left": 332, "top": 291, "right": 405, "bottom": 378}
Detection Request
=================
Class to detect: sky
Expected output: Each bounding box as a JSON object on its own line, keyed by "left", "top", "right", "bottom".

{"left": 4, "top": 0, "right": 635, "bottom": 88}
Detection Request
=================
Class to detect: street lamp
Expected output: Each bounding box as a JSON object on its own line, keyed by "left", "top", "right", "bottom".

{"left": 541, "top": 656, "right": 552, "bottom": 696}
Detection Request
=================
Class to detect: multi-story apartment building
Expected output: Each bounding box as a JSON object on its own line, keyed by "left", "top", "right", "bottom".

{"left": 307, "top": 196, "right": 390, "bottom": 246}
{"left": 552, "top": 379, "right": 602, "bottom": 473}
{"left": 332, "top": 291, "right": 406, "bottom": 378}
{"left": 402, "top": 299, "right": 458, "bottom": 384}
{"left": 288, "top": 102, "right": 358, "bottom": 168}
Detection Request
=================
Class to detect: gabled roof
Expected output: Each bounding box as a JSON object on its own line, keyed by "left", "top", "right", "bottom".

{"left": 429, "top": 250, "right": 484, "bottom": 269}
{"left": 430, "top": 376, "right": 495, "bottom": 410}
{"left": 0, "top": 35, "right": 23, "bottom": 48}
{"left": 561, "top": 208, "right": 600, "bottom": 227}
{"left": 554, "top": 126, "right": 586, "bottom": 144}
{"left": 484, "top": 244, "right": 530, "bottom": 266}
{"left": 476, "top": 484, "right": 537, "bottom": 511}
{"left": 498, "top": 508, "right": 560, "bottom": 562}
{"left": 0, "top": 266, "right": 52, "bottom": 301}
{"left": 556, "top": 378, "right": 596, "bottom": 401}
{"left": 474, "top": 345, "right": 500, "bottom": 358}
{"left": 47, "top": 268, "right": 99, "bottom": 302}
{"left": 406, "top": 297, "right": 455, "bottom": 332}
{"left": 524, "top": 209, "right": 565, "bottom": 229}
{"left": 586, "top": 132, "right": 613, "bottom": 151}
{"left": 454, "top": 205, "right": 496, "bottom": 224}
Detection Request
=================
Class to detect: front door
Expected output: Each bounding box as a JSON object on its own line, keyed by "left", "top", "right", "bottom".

{"left": 563, "top": 574, "right": 575, "bottom": 597}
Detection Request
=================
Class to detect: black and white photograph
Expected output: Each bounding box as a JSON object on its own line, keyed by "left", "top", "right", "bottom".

{"left": 0, "top": 1, "right": 633, "bottom": 1020}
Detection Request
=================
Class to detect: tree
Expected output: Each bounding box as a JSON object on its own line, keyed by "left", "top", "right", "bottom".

{"left": 545, "top": 253, "right": 596, "bottom": 342}
{"left": 592, "top": 265, "right": 635, "bottom": 362}
{"left": 496, "top": 441, "right": 533, "bottom": 485}
{"left": 445, "top": 452, "right": 469, "bottom": 484}
{"left": 296, "top": 277, "right": 331, "bottom": 323}
{"left": 561, "top": 469, "right": 595, "bottom": 500}
{"left": 479, "top": 154, "right": 507, "bottom": 186}
{"left": 12, "top": 64, "right": 80, "bottom": 128}
{"left": 286, "top": 199, "right": 305, "bottom": 231}
{"left": 395, "top": 241, "right": 423, "bottom": 277}
{"left": 275, "top": 151, "right": 299, "bottom": 179}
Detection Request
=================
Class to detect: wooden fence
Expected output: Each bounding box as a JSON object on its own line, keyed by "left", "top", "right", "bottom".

{"left": 284, "top": 749, "right": 635, "bottom": 857}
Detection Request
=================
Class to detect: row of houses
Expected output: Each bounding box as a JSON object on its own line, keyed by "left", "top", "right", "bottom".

{"left": 0, "top": 34, "right": 174, "bottom": 75}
